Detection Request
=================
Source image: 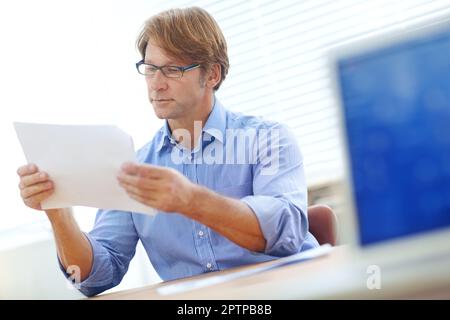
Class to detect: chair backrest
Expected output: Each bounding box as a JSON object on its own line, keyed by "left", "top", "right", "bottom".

{"left": 307, "top": 204, "right": 338, "bottom": 246}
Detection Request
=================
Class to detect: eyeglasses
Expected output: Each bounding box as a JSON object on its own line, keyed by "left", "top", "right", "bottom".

{"left": 136, "top": 60, "right": 201, "bottom": 79}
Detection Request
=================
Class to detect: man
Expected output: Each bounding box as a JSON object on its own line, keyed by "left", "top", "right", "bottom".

{"left": 16, "top": 7, "right": 319, "bottom": 297}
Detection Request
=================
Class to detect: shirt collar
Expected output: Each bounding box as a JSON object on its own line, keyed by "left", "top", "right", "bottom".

{"left": 155, "top": 96, "right": 227, "bottom": 153}
{"left": 203, "top": 97, "right": 226, "bottom": 144}
{"left": 155, "top": 120, "right": 173, "bottom": 153}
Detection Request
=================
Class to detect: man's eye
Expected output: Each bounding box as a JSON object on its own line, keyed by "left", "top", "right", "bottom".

{"left": 145, "top": 66, "right": 159, "bottom": 73}
{"left": 165, "top": 67, "right": 181, "bottom": 74}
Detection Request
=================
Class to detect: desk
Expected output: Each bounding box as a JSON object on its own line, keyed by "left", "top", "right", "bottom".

{"left": 92, "top": 246, "right": 450, "bottom": 300}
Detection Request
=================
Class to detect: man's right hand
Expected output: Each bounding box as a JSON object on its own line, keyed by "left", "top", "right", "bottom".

{"left": 16, "top": 164, "right": 93, "bottom": 281}
{"left": 17, "top": 163, "right": 54, "bottom": 211}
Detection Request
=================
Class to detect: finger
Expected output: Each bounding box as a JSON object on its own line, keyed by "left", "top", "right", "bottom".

{"left": 126, "top": 192, "right": 156, "bottom": 208}
{"left": 23, "top": 198, "right": 42, "bottom": 210}
{"left": 117, "top": 173, "right": 159, "bottom": 191}
{"left": 17, "top": 163, "right": 38, "bottom": 177}
{"left": 120, "top": 162, "right": 163, "bottom": 179}
{"left": 19, "top": 171, "right": 49, "bottom": 189}
{"left": 21, "top": 181, "right": 53, "bottom": 199}
{"left": 119, "top": 180, "right": 158, "bottom": 200}
{"left": 23, "top": 189, "right": 54, "bottom": 209}
{"left": 126, "top": 189, "right": 157, "bottom": 204}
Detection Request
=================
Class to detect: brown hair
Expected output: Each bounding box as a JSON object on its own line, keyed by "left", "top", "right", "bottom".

{"left": 136, "top": 7, "right": 229, "bottom": 90}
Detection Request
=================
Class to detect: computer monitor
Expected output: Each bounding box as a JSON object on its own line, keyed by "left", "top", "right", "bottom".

{"left": 331, "top": 21, "right": 450, "bottom": 251}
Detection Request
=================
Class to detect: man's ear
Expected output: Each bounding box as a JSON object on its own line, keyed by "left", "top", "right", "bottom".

{"left": 205, "top": 64, "right": 221, "bottom": 89}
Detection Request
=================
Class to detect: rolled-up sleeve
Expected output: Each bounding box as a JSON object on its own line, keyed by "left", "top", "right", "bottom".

{"left": 241, "top": 124, "right": 309, "bottom": 257}
{"left": 58, "top": 209, "right": 139, "bottom": 297}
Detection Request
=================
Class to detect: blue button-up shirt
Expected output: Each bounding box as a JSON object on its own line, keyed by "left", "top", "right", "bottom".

{"left": 61, "top": 98, "right": 319, "bottom": 297}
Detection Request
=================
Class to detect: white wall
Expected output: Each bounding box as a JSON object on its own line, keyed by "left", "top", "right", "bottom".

{"left": 0, "top": 0, "right": 162, "bottom": 231}
{"left": 0, "top": 234, "right": 84, "bottom": 299}
{"left": 0, "top": 0, "right": 163, "bottom": 299}
{"left": 0, "top": 222, "right": 161, "bottom": 299}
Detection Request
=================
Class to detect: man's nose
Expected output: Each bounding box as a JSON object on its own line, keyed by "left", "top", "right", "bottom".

{"left": 149, "top": 70, "right": 168, "bottom": 91}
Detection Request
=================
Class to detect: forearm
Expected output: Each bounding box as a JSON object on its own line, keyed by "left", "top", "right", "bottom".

{"left": 46, "top": 208, "right": 93, "bottom": 281}
{"left": 185, "top": 186, "right": 266, "bottom": 252}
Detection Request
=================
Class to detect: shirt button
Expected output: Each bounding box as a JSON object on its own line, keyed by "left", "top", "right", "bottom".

{"left": 198, "top": 230, "right": 204, "bottom": 237}
{"left": 206, "top": 263, "right": 212, "bottom": 269}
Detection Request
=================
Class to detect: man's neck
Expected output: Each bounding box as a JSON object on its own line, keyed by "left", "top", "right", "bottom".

{"left": 168, "top": 95, "right": 214, "bottom": 150}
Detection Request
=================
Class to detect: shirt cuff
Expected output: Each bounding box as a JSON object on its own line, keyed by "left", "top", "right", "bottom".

{"left": 241, "top": 194, "right": 307, "bottom": 257}
{"left": 57, "top": 232, "right": 114, "bottom": 297}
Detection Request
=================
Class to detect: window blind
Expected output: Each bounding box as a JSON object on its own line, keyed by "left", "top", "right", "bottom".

{"left": 153, "top": 0, "right": 450, "bottom": 186}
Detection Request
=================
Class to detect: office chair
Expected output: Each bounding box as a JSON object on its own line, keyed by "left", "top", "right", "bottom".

{"left": 307, "top": 204, "right": 338, "bottom": 246}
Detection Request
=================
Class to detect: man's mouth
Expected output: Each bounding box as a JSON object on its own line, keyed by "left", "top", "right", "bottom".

{"left": 151, "top": 98, "right": 174, "bottom": 102}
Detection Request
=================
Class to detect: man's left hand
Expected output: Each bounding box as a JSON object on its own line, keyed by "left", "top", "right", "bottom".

{"left": 117, "top": 162, "right": 197, "bottom": 214}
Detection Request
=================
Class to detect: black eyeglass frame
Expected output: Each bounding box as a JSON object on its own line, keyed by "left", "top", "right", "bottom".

{"left": 135, "top": 59, "right": 201, "bottom": 78}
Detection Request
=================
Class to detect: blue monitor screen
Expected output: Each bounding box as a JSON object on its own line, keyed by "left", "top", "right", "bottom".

{"left": 338, "top": 26, "right": 450, "bottom": 246}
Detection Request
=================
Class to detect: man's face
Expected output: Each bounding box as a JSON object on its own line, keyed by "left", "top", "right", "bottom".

{"left": 144, "top": 42, "right": 207, "bottom": 120}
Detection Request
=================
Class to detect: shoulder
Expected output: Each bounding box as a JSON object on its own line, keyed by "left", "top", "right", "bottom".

{"left": 223, "top": 108, "right": 302, "bottom": 163}
{"left": 225, "top": 108, "right": 294, "bottom": 137}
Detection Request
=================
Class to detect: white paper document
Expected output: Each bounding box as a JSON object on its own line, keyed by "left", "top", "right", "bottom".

{"left": 157, "top": 244, "right": 333, "bottom": 296}
{"left": 14, "top": 122, "right": 156, "bottom": 216}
